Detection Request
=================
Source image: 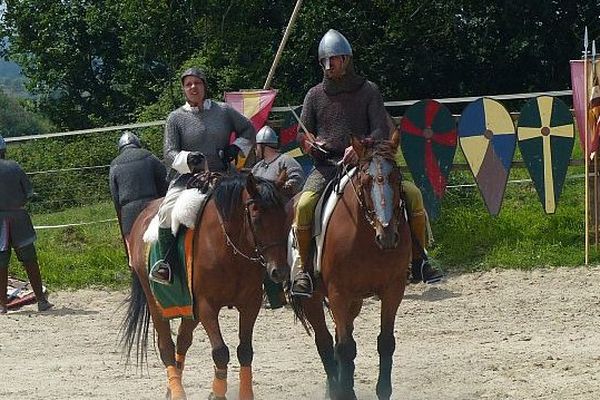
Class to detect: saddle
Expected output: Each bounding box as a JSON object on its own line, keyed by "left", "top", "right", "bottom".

{"left": 288, "top": 166, "right": 356, "bottom": 275}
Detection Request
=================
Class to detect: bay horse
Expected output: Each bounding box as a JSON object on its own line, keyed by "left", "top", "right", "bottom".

{"left": 293, "top": 130, "right": 411, "bottom": 400}
{"left": 121, "top": 173, "right": 290, "bottom": 400}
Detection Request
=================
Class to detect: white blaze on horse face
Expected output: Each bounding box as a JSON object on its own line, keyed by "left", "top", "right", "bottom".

{"left": 368, "top": 156, "right": 395, "bottom": 227}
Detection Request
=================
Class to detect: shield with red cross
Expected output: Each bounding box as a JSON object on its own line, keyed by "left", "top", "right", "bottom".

{"left": 399, "top": 99, "right": 457, "bottom": 220}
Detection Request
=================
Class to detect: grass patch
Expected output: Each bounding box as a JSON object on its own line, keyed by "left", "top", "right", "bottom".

{"left": 6, "top": 160, "right": 595, "bottom": 289}
{"left": 430, "top": 168, "right": 593, "bottom": 271}
{"left": 7, "top": 201, "right": 129, "bottom": 290}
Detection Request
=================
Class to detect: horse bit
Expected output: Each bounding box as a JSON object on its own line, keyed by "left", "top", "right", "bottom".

{"left": 218, "top": 198, "right": 287, "bottom": 267}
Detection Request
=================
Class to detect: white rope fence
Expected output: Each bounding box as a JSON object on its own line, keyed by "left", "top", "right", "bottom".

{"left": 5, "top": 89, "right": 573, "bottom": 143}
{"left": 34, "top": 218, "right": 117, "bottom": 230}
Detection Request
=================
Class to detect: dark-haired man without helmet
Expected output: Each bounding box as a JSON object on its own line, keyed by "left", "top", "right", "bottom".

{"left": 109, "top": 131, "right": 168, "bottom": 263}
{"left": 291, "top": 29, "right": 443, "bottom": 298}
{"left": 150, "top": 67, "right": 255, "bottom": 284}
{"left": 0, "top": 135, "right": 53, "bottom": 313}
{"left": 251, "top": 125, "right": 305, "bottom": 200}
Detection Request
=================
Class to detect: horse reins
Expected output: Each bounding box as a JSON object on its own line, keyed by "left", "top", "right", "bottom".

{"left": 342, "top": 158, "right": 404, "bottom": 231}
{"left": 217, "top": 197, "right": 287, "bottom": 267}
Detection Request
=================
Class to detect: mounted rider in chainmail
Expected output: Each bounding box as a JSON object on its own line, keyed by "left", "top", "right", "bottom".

{"left": 150, "top": 68, "right": 255, "bottom": 285}
{"left": 290, "top": 29, "right": 443, "bottom": 298}
{"left": 251, "top": 125, "right": 306, "bottom": 200}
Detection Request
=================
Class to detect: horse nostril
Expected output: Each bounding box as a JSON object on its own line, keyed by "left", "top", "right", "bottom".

{"left": 269, "top": 266, "right": 288, "bottom": 283}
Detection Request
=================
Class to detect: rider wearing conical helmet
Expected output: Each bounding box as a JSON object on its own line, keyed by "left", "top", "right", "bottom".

{"left": 251, "top": 125, "right": 305, "bottom": 200}
{"left": 290, "top": 29, "right": 443, "bottom": 298}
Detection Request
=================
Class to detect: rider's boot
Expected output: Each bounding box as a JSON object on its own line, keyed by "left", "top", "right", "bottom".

{"left": 23, "top": 260, "right": 53, "bottom": 311}
{"left": 409, "top": 212, "right": 443, "bottom": 284}
{"left": 150, "top": 227, "right": 176, "bottom": 285}
{"left": 291, "top": 225, "right": 314, "bottom": 298}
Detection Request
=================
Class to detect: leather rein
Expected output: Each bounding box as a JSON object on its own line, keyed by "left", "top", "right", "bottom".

{"left": 217, "top": 197, "right": 287, "bottom": 267}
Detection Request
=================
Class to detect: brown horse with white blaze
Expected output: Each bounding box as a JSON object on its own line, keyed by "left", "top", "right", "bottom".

{"left": 121, "top": 173, "right": 290, "bottom": 400}
{"left": 293, "top": 131, "right": 411, "bottom": 400}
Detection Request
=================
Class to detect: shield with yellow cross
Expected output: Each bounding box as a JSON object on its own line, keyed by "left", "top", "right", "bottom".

{"left": 517, "top": 96, "right": 574, "bottom": 214}
{"left": 458, "top": 98, "right": 516, "bottom": 215}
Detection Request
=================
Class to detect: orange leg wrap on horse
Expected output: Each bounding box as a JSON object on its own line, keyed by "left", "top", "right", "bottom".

{"left": 166, "top": 365, "right": 186, "bottom": 400}
{"left": 239, "top": 366, "right": 254, "bottom": 400}
{"left": 212, "top": 367, "right": 228, "bottom": 398}
{"left": 175, "top": 353, "right": 185, "bottom": 371}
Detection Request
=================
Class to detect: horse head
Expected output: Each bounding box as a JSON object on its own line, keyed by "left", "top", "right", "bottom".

{"left": 243, "top": 173, "right": 290, "bottom": 283}
{"left": 351, "top": 130, "right": 403, "bottom": 250}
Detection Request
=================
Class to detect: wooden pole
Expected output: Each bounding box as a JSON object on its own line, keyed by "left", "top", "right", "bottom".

{"left": 263, "top": 0, "right": 304, "bottom": 90}
{"left": 584, "top": 27, "right": 590, "bottom": 265}
{"left": 593, "top": 41, "right": 599, "bottom": 249}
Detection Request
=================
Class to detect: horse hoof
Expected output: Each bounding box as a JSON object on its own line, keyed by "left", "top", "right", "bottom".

{"left": 208, "top": 392, "right": 227, "bottom": 400}
{"left": 166, "top": 388, "right": 187, "bottom": 400}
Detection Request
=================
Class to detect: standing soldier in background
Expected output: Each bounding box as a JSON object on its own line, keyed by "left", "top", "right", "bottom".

{"left": 109, "top": 131, "right": 168, "bottom": 263}
{"left": 251, "top": 125, "right": 305, "bottom": 200}
{"left": 0, "top": 134, "right": 53, "bottom": 314}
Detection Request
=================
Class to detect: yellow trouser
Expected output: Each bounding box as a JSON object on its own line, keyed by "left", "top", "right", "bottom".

{"left": 402, "top": 180, "right": 428, "bottom": 260}
{"left": 293, "top": 181, "right": 427, "bottom": 259}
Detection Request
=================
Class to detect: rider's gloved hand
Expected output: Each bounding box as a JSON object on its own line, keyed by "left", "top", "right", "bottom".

{"left": 223, "top": 144, "right": 240, "bottom": 163}
{"left": 342, "top": 145, "right": 358, "bottom": 165}
{"left": 187, "top": 151, "right": 205, "bottom": 173}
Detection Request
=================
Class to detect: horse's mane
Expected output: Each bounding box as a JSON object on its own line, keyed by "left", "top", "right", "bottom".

{"left": 363, "top": 139, "right": 397, "bottom": 162}
{"left": 212, "top": 173, "right": 283, "bottom": 222}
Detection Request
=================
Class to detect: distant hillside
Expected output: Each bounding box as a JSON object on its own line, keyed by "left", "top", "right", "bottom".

{"left": 0, "top": 58, "right": 21, "bottom": 78}
{"left": 0, "top": 58, "right": 28, "bottom": 97}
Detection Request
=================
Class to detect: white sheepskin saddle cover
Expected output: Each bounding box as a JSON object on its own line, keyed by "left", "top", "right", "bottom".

{"left": 288, "top": 168, "right": 355, "bottom": 275}
{"left": 143, "top": 189, "right": 209, "bottom": 243}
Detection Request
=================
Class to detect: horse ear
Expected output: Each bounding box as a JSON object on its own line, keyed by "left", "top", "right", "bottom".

{"left": 246, "top": 173, "right": 259, "bottom": 198}
{"left": 390, "top": 127, "right": 400, "bottom": 150}
{"left": 351, "top": 135, "right": 365, "bottom": 159}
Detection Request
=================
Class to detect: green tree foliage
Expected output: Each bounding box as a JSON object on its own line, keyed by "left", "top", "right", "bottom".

{"left": 1, "top": 0, "right": 599, "bottom": 129}
{"left": 0, "top": 89, "right": 53, "bottom": 137}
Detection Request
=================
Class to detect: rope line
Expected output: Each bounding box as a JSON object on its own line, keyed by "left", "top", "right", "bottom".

{"left": 4, "top": 90, "right": 573, "bottom": 143}
{"left": 34, "top": 218, "right": 117, "bottom": 230}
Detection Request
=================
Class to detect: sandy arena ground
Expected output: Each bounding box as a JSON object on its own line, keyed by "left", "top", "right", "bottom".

{"left": 1, "top": 267, "right": 600, "bottom": 399}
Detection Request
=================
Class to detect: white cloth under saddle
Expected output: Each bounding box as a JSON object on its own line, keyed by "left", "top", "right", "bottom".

{"left": 143, "top": 188, "right": 209, "bottom": 243}
{"left": 288, "top": 167, "right": 356, "bottom": 275}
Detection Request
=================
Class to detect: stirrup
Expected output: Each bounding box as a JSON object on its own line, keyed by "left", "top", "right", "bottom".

{"left": 290, "top": 272, "right": 313, "bottom": 298}
{"left": 420, "top": 260, "right": 443, "bottom": 285}
{"left": 149, "top": 260, "right": 173, "bottom": 285}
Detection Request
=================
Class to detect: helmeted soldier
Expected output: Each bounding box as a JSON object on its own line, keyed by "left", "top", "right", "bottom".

{"left": 251, "top": 125, "right": 305, "bottom": 200}
{"left": 109, "top": 131, "right": 168, "bottom": 260}
{"left": 150, "top": 67, "right": 256, "bottom": 284}
{"left": 290, "top": 29, "right": 443, "bottom": 298}
{"left": 0, "top": 135, "right": 53, "bottom": 313}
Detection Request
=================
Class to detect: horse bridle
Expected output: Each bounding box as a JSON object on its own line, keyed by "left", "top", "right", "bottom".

{"left": 218, "top": 197, "right": 287, "bottom": 267}
{"left": 343, "top": 157, "right": 404, "bottom": 231}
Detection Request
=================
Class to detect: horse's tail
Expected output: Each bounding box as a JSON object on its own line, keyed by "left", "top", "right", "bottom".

{"left": 119, "top": 271, "right": 151, "bottom": 368}
{"left": 290, "top": 295, "right": 313, "bottom": 335}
